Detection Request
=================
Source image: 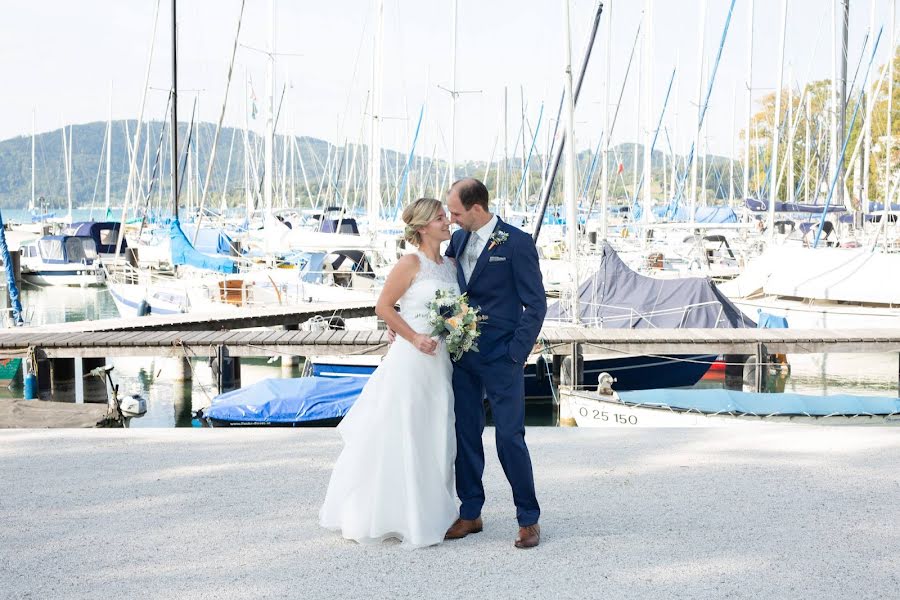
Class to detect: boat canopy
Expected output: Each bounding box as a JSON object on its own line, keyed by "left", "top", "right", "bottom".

{"left": 202, "top": 376, "right": 365, "bottom": 424}
{"left": 37, "top": 236, "right": 98, "bottom": 264}
{"left": 545, "top": 242, "right": 755, "bottom": 328}
{"left": 65, "top": 222, "right": 126, "bottom": 254}
{"left": 169, "top": 220, "right": 236, "bottom": 274}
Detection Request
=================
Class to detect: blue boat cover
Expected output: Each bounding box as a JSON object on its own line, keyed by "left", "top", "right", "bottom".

{"left": 645, "top": 205, "right": 737, "bottom": 223}
{"left": 169, "top": 219, "right": 237, "bottom": 274}
{"left": 204, "top": 376, "right": 365, "bottom": 423}
{"left": 619, "top": 388, "right": 900, "bottom": 417}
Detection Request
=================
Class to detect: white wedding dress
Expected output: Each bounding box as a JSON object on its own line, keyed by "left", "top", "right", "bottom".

{"left": 319, "top": 252, "right": 460, "bottom": 548}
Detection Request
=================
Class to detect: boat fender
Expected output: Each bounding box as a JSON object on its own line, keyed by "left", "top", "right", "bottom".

{"left": 137, "top": 299, "right": 151, "bottom": 317}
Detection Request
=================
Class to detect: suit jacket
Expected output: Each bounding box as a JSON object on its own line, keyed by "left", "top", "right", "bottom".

{"left": 446, "top": 217, "right": 547, "bottom": 364}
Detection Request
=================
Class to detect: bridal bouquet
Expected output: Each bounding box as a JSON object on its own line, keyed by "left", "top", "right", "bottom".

{"left": 426, "top": 290, "right": 484, "bottom": 361}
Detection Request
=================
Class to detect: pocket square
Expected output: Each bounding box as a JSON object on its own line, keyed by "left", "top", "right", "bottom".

{"left": 489, "top": 256, "right": 507, "bottom": 262}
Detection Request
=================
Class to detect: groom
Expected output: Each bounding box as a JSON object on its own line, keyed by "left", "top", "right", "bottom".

{"left": 444, "top": 178, "right": 546, "bottom": 549}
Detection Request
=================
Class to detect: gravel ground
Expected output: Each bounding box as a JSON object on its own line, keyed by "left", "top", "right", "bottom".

{"left": 1, "top": 427, "right": 898, "bottom": 599}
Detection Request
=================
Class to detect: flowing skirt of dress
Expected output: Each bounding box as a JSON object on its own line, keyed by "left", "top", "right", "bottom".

{"left": 318, "top": 337, "right": 458, "bottom": 548}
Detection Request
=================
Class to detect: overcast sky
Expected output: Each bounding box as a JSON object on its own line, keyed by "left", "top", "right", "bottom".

{"left": 2, "top": 0, "right": 897, "bottom": 162}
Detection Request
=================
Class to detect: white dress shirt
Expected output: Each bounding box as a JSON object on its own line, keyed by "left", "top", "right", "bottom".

{"left": 462, "top": 214, "right": 498, "bottom": 283}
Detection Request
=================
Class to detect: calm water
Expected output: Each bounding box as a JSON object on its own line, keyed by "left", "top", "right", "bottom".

{"left": 2, "top": 285, "right": 896, "bottom": 427}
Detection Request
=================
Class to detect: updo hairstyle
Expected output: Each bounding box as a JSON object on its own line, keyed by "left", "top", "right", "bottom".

{"left": 401, "top": 197, "right": 443, "bottom": 246}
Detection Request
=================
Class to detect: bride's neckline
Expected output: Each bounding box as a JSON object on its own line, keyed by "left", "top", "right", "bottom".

{"left": 416, "top": 250, "right": 444, "bottom": 266}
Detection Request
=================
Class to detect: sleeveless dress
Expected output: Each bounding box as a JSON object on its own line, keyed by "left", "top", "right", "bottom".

{"left": 319, "top": 252, "right": 460, "bottom": 548}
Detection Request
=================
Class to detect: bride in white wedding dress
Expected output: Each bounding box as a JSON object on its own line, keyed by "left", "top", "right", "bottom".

{"left": 319, "top": 198, "right": 460, "bottom": 548}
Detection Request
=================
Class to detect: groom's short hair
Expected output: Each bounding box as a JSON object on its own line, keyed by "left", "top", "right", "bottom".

{"left": 450, "top": 178, "right": 489, "bottom": 211}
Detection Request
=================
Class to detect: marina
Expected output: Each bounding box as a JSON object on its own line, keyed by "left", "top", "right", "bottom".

{"left": 3, "top": 0, "right": 900, "bottom": 594}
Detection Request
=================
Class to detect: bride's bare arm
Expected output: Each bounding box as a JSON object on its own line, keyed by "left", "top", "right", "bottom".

{"left": 375, "top": 255, "right": 438, "bottom": 355}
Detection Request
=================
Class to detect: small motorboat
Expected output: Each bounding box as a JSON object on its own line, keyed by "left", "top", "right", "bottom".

{"left": 19, "top": 235, "right": 105, "bottom": 287}
{"left": 197, "top": 376, "right": 366, "bottom": 427}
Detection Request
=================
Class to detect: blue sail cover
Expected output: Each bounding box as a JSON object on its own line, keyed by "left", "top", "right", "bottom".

{"left": 619, "top": 388, "right": 900, "bottom": 417}
{"left": 546, "top": 242, "right": 755, "bottom": 328}
{"left": 169, "top": 219, "right": 236, "bottom": 273}
{"left": 181, "top": 225, "right": 236, "bottom": 256}
{"left": 203, "top": 376, "right": 365, "bottom": 424}
{"left": 0, "top": 208, "right": 24, "bottom": 325}
{"left": 646, "top": 205, "right": 737, "bottom": 223}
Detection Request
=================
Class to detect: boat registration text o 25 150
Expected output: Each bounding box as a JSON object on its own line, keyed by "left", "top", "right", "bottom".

{"left": 578, "top": 407, "right": 638, "bottom": 425}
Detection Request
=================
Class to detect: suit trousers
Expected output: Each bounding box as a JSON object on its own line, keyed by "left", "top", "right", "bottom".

{"left": 452, "top": 352, "right": 540, "bottom": 527}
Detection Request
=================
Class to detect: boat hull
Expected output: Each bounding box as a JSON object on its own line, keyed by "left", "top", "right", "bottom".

{"left": 563, "top": 388, "right": 900, "bottom": 427}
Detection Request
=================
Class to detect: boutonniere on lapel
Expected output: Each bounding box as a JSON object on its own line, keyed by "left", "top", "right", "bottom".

{"left": 487, "top": 230, "right": 509, "bottom": 251}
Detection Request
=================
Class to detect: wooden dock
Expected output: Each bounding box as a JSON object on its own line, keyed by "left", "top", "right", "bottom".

{"left": 19, "top": 300, "right": 378, "bottom": 333}
{"left": 1, "top": 326, "right": 898, "bottom": 359}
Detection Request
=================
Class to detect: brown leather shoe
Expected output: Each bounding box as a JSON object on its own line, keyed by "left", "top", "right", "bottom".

{"left": 514, "top": 523, "right": 540, "bottom": 549}
{"left": 444, "top": 517, "right": 483, "bottom": 540}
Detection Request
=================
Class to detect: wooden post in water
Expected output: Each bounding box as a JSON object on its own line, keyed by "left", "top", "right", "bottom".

{"left": 754, "top": 342, "right": 768, "bottom": 393}
{"left": 80, "top": 358, "right": 109, "bottom": 404}
{"left": 281, "top": 324, "right": 299, "bottom": 372}
{"left": 723, "top": 354, "right": 747, "bottom": 391}
{"left": 214, "top": 345, "right": 240, "bottom": 394}
{"left": 50, "top": 358, "right": 76, "bottom": 402}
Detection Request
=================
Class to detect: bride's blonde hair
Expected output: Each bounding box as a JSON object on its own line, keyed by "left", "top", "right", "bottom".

{"left": 402, "top": 198, "right": 443, "bottom": 246}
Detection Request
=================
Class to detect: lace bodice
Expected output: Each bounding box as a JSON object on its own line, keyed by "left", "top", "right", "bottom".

{"left": 399, "top": 252, "right": 460, "bottom": 334}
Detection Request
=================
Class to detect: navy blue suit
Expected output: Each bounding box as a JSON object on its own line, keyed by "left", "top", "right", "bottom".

{"left": 445, "top": 217, "right": 546, "bottom": 527}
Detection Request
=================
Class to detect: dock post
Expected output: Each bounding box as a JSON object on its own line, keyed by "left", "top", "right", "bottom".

{"left": 172, "top": 357, "right": 193, "bottom": 382}
{"left": 214, "top": 345, "right": 238, "bottom": 394}
{"left": 281, "top": 324, "right": 300, "bottom": 373}
{"left": 80, "top": 357, "right": 108, "bottom": 403}
{"left": 559, "top": 344, "right": 583, "bottom": 427}
{"left": 50, "top": 358, "right": 76, "bottom": 402}
{"left": 35, "top": 349, "right": 51, "bottom": 399}
{"left": 754, "top": 343, "right": 768, "bottom": 393}
{"left": 724, "top": 354, "right": 747, "bottom": 391}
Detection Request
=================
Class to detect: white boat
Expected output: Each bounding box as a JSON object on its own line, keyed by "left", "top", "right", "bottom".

{"left": 720, "top": 246, "right": 900, "bottom": 329}
{"left": 562, "top": 384, "right": 900, "bottom": 427}
{"left": 19, "top": 235, "right": 105, "bottom": 287}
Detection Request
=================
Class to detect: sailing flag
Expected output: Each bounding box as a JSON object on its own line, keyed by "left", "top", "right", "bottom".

{"left": 249, "top": 79, "right": 258, "bottom": 120}
{"left": 617, "top": 162, "right": 624, "bottom": 175}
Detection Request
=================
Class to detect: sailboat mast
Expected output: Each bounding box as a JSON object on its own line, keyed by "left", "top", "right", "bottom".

{"left": 449, "top": 0, "right": 458, "bottom": 187}
{"left": 171, "top": 0, "right": 179, "bottom": 221}
{"left": 367, "top": 0, "right": 384, "bottom": 237}
{"left": 743, "top": 0, "right": 754, "bottom": 202}
{"left": 768, "top": 0, "right": 787, "bottom": 239}
{"left": 562, "top": 0, "right": 578, "bottom": 324}
{"left": 641, "top": 0, "right": 652, "bottom": 241}
{"left": 837, "top": 0, "right": 848, "bottom": 212}
{"left": 689, "top": 0, "right": 707, "bottom": 225}
{"left": 30, "top": 111, "right": 35, "bottom": 213}
{"left": 264, "top": 0, "right": 275, "bottom": 216}
{"left": 600, "top": 0, "right": 612, "bottom": 242}
{"left": 886, "top": 0, "right": 895, "bottom": 212}
{"left": 106, "top": 84, "right": 112, "bottom": 214}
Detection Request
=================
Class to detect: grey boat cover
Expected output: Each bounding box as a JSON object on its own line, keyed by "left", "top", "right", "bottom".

{"left": 546, "top": 242, "right": 755, "bottom": 329}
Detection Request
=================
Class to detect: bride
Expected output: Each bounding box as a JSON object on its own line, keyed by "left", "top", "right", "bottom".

{"left": 319, "top": 197, "right": 460, "bottom": 548}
